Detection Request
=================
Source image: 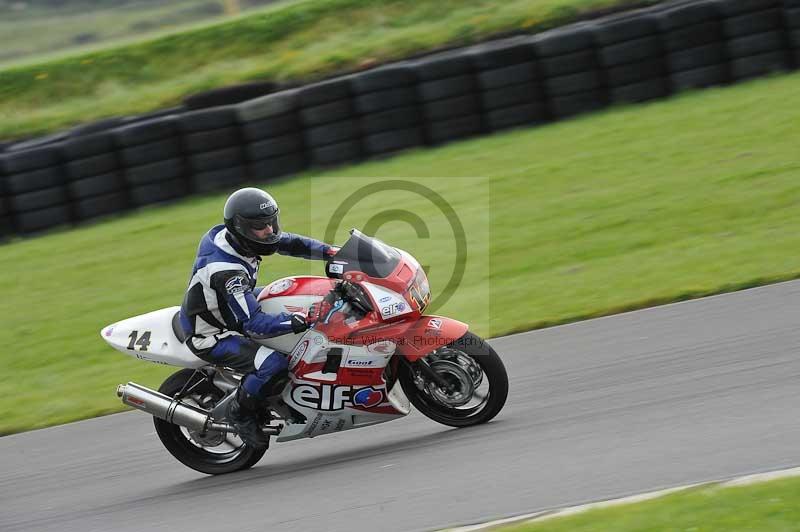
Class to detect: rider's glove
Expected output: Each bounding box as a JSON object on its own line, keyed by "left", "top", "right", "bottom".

{"left": 308, "top": 289, "right": 338, "bottom": 326}
{"left": 308, "top": 299, "right": 331, "bottom": 326}
{"left": 325, "top": 246, "right": 341, "bottom": 258}
{"left": 290, "top": 313, "right": 309, "bottom": 334}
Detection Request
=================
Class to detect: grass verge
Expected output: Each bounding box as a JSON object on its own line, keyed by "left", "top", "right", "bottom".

{"left": 0, "top": 0, "right": 276, "bottom": 67}
{"left": 0, "top": 0, "right": 658, "bottom": 140}
{"left": 501, "top": 475, "right": 800, "bottom": 532}
{"left": 1, "top": 72, "right": 799, "bottom": 435}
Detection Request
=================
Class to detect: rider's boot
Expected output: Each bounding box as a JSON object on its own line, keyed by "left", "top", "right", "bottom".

{"left": 227, "top": 386, "right": 270, "bottom": 448}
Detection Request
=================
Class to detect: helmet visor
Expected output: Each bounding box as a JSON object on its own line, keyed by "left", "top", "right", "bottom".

{"left": 234, "top": 213, "right": 281, "bottom": 245}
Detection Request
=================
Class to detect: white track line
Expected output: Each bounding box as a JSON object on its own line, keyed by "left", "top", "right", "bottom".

{"left": 444, "top": 466, "right": 800, "bottom": 531}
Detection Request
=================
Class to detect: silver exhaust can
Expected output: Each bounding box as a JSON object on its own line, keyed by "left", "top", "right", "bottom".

{"left": 117, "top": 382, "right": 211, "bottom": 433}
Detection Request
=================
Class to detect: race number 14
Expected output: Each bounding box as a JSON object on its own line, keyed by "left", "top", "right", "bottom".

{"left": 127, "top": 330, "right": 152, "bottom": 351}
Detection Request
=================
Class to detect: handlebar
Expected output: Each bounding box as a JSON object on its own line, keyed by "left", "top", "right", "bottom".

{"left": 334, "top": 280, "right": 373, "bottom": 315}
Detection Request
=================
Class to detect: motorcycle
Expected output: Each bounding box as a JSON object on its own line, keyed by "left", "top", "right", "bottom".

{"left": 102, "top": 229, "right": 508, "bottom": 475}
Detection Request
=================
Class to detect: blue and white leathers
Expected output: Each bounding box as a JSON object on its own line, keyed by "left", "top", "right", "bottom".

{"left": 179, "top": 224, "right": 330, "bottom": 392}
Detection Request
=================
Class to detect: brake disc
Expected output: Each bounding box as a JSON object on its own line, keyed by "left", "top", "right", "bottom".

{"left": 425, "top": 359, "right": 475, "bottom": 407}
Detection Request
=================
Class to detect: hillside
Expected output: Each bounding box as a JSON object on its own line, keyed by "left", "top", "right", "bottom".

{"left": 0, "top": 0, "right": 656, "bottom": 139}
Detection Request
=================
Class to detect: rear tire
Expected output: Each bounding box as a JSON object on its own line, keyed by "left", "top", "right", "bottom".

{"left": 153, "top": 369, "right": 267, "bottom": 475}
{"left": 400, "top": 332, "right": 508, "bottom": 427}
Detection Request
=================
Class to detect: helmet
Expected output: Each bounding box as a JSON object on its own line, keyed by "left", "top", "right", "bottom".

{"left": 223, "top": 188, "right": 282, "bottom": 256}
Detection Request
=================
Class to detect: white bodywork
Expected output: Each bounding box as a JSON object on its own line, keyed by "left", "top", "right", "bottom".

{"left": 100, "top": 294, "right": 325, "bottom": 368}
{"left": 101, "top": 290, "right": 412, "bottom": 444}
{"left": 101, "top": 306, "right": 206, "bottom": 368}
{"left": 255, "top": 294, "right": 323, "bottom": 353}
{"left": 362, "top": 281, "right": 412, "bottom": 320}
{"left": 276, "top": 329, "right": 410, "bottom": 442}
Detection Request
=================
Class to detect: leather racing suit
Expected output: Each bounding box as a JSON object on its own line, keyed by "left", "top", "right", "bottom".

{"left": 178, "top": 224, "right": 332, "bottom": 396}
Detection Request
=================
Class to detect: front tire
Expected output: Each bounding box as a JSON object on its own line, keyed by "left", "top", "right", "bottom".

{"left": 153, "top": 369, "right": 267, "bottom": 475}
{"left": 399, "top": 332, "right": 508, "bottom": 427}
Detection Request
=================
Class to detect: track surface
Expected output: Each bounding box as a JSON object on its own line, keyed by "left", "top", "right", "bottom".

{"left": 2, "top": 281, "right": 800, "bottom": 532}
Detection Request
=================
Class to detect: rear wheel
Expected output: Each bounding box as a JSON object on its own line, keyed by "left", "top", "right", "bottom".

{"left": 399, "top": 332, "right": 508, "bottom": 427}
{"left": 153, "top": 369, "right": 267, "bottom": 475}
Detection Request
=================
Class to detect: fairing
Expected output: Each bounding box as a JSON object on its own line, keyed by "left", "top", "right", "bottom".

{"left": 106, "top": 229, "right": 470, "bottom": 444}
{"left": 100, "top": 307, "right": 206, "bottom": 368}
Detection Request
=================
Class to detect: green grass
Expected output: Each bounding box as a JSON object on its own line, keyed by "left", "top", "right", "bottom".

{"left": 0, "top": 0, "right": 658, "bottom": 140}
{"left": 502, "top": 476, "right": 800, "bottom": 532}
{"left": 2, "top": 72, "right": 800, "bottom": 435}
{"left": 0, "top": 1, "right": 261, "bottom": 67}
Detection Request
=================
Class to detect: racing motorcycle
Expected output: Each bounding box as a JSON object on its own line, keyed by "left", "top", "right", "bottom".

{"left": 102, "top": 229, "right": 508, "bottom": 475}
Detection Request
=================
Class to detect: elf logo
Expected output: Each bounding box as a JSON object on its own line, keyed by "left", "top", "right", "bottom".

{"left": 291, "top": 384, "right": 384, "bottom": 410}
{"left": 352, "top": 387, "right": 384, "bottom": 408}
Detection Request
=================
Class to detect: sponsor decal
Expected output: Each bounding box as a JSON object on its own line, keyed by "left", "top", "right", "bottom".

{"left": 320, "top": 418, "right": 332, "bottom": 431}
{"left": 381, "top": 301, "right": 407, "bottom": 318}
{"left": 335, "top": 418, "right": 346, "bottom": 431}
{"left": 379, "top": 296, "right": 392, "bottom": 303}
{"left": 329, "top": 263, "right": 344, "bottom": 274}
{"left": 284, "top": 305, "right": 305, "bottom": 313}
{"left": 291, "top": 383, "right": 385, "bottom": 411}
{"left": 306, "top": 413, "right": 323, "bottom": 435}
{"left": 268, "top": 278, "right": 294, "bottom": 295}
{"left": 289, "top": 340, "right": 310, "bottom": 367}
{"left": 127, "top": 396, "right": 146, "bottom": 407}
{"left": 225, "top": 274, "right": 247, "bottom": 295}
{"left": 134, "top": 353, "right": 170, "bottom": 365}
{"left": 353, "top": 387, "right": 384, "bottom": 408}
{"left": 345, "top": 368, "right": 374, "bottom": 377}
{"left": 427, "top": 318, "right": 443, "bottom": 330}
{"left": 103, "top": 326, "right": 114, "bottom": 337}
{"left": 344, "top": 359, "right": 375, "bottom": 367}
{"left": 367, "top": 341, "right": 396, "bottom": 355}
{"left": 259, "top": 202, "right": 269, "bottom": 210}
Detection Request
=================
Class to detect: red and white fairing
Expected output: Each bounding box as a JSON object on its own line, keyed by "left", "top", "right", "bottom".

{"left": 256, "top": 241, "right": 468, "bottom": 441}
{"left": 104, "top": 230, "right": 472, "bottom": 444}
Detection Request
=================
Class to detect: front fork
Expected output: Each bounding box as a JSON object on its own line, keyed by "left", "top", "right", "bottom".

{"left": 398, "top": 355, "right": 452, "bottom": 391}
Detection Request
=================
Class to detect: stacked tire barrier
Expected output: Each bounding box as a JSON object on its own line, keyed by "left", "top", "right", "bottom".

{"left": 594, "top": 12, "right": 670, "bottom": 103}
{"left": 180, "top": 107, "right": 247, "bottom": 193}
{"left": 790, "top": 0, "right": 800, "bottom": 66}
{"left": 63, "top": 132, "right": 127, "bottom": 221}
{"left": 2, "top": 0, "right": 800, "bottom": 240}
{"left": 114, "top": 117, "right": 188, "bottom": 207}
{"left": 414, "top": 52, "right": 485, "bottom": 145}
{"left": 718, "top": 0, "right": 791, "bottom": 80}
{"left": 353, "top": 64, "right": 425, "bottom": 156}
{"left": 468, "top": 38, "right": 549, "bottom": 131}
{"left": 0, "top": 175, "right": 11, "bottom": 238}
{"left": 656, "top": 2, "right": 730, "bottom": 90}
{"left": 237, "top": 90, "right": 307, "bottom": 180}
{"left": 0, "top": 147, "right": 71, "bottom": 235}
{"left": 299, "top": 78, "right": 362, "bottom": 166}
{"left": 535, "top": 24, "right": 609, "bottom": 118}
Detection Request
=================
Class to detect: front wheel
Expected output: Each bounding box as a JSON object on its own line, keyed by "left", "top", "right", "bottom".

{"left": 153, "top": 369, "right": 267, "bottom": 475}
{"left": 399, "top": 332, "right": 508, "bottom": 427}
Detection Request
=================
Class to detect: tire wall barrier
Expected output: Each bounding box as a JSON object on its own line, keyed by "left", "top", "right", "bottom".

{"left": 2, "top": 0, "right": 799, "bottom": 239}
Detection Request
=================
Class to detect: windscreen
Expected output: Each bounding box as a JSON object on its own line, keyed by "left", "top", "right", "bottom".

{"left": 326, "top": 229, "right": 401, "bottom": 279}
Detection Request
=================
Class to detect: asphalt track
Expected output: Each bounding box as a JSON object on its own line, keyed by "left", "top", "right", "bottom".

{"left": 2, "top": 281, "right": 800, "bottom": 532}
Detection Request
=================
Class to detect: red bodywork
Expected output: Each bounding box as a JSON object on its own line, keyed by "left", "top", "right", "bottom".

{"left": 257, "top": 259, "right": 468, "bottom": 398}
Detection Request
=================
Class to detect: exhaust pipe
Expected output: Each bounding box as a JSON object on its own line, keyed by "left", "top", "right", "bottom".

{"left": 117, "top": 382, "right": 213, "bottom": 433}
{"left": 117, "top": 382, "right": 281, "bottom": 436}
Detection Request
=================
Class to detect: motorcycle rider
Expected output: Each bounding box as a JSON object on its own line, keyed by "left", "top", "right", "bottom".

{"left": 178, "top": 187, "right": 336, "bottom": 447}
